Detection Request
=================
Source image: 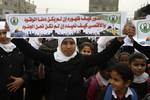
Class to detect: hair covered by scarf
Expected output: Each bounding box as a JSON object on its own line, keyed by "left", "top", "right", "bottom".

{"left": 0, "top": 21, "right": 5, "bottom": 30}
{"left": 54, "top": 37, "right": 78, "bottom": 62}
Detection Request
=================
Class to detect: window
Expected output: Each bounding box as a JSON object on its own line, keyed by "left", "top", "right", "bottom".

{"left": 14, "top": 4, "right": 17, "bottom": 7}
{"left": 5, "top": 12, "right": 9, "bottom": 14}
{"left": 4, "top": 1, "right": 7, "bottom": 5}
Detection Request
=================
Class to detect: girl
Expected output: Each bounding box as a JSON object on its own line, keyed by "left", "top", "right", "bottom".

{"left": 79, "top": 41, "right": 94, "bottom": 56}
{"left": 102, "top": 63, "right": 138, "bottom": 100}
{"left": 12, "top": 36, "right": 124, "bottom": 100}
{"left": 79, "top": 41, "right": 96, "bottom": 78}
{"left": 129, "top": 53, "right": 150, "bottom": 99}
{"left": 0, "top": 22, "right": 26, "bottom": 100}
{"left": 118, "top": 52, "right": 130, "bottom": 65}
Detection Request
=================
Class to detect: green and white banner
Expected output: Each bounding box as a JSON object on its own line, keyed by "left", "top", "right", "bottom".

{"left": 136, "top": 19, "right": 150, "bottom": 40}
{"left": 6, "top": 12, "right": 126, "bottom": 37}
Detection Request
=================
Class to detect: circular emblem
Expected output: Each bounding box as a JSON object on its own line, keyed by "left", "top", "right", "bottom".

{"left": 10, "top": 17, "right": 19, "bottom": 26}
{"left": 139, "top": 23, "right": 150, "bottom": 33}
{"left": 108, "top": 15, "right": 119, "bottom": 24}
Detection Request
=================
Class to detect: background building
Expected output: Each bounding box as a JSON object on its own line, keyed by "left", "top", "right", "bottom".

{"left": 89, "top": 0, "right": 119, "bottom": 12}
{"left": 0, "top": 0, "right": 36, "bottom": 20}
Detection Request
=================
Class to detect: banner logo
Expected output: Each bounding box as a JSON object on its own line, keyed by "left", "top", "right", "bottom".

{"left": 10, "top": 17, "right": 19, "bottom": 26}
{"left": 140, "top": 23, "right": 150, "bottom": 33}
{"left": 108, "top": 15, "right": 119, "bottom": 23}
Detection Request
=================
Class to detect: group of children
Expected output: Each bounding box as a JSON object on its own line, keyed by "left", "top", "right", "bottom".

{"left": 1, "top": 20, "right": 150, "bottom": 100}
{"left": 82, "top": 23, "right": 150, "bottom": 100}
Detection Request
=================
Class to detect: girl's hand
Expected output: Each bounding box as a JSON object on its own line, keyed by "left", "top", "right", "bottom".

{"left": 7, "top": 76, "right": 24, "bottom": 92}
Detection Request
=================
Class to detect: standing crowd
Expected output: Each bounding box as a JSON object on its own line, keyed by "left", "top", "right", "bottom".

{"left": 1, "top": 20, "right": 150, "bottom": 100}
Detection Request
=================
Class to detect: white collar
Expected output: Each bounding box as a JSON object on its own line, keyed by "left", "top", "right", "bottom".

{"left": 112, "top": 88, "right": 133, "bottom": 99}
{"left": 0, "top": 42, "right": 16, "bottom": 52}
{"left": 96, "top": 72, "right": 108, "bottom": 86}
{"left": 123, "top": 36, "right": 133, "bottom": 46}
{"left": 133, "top": 72, "right": 149, "bottom": 83}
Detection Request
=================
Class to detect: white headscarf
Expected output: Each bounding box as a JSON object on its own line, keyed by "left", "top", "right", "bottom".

{"left": 0, "top": 42, "right": 16, "bottom": 52}
{"left": 29, "top": 38, "right": 42, "bottom": 50}
{"left": 54, "top": 37, "right": 78, "bottom": 62}
{"left": 97, "top": 36, "right": 115, "bottom": 52}
{"left": 0, "top": 21, "right": 5, "bottom": 30}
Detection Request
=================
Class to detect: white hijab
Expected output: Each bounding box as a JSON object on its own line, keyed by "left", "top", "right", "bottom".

{"left": 0, "top": 42, "right": 16, "bottom": 52}
{"left": 0, "top": 21, "right": 5, "bottom": 30}
{"left": 0, "top": 22, "right": 16, "bottom": 52}
{"left": 54, "top": 37, "right": 78, "bottom": 62}
{"left": 29, "top": 38, "right": 42, "bottom": 50}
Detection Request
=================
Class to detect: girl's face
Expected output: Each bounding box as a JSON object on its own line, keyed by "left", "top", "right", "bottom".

{"left": 119, "top": 55, "right": 129, "bottom": 65}
{"left": 80, "top": 46, "right": 92, "bottom": 56}
{"left": 0, "top": 30, "right": 7, "bottom": 43}
{"left": 130, "top": 58, "right": 146, "bottom": 76}
{"left": 61, "top": 38, "right": 76, "bottom": 57}
{"left": 109, "top": 70, "right": 130, "bottom": 92}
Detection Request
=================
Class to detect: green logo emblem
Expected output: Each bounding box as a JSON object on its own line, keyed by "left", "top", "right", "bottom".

{"left": 139, "top": 23, "right": 150, "bottom": 33}
{"left": 10, "top": 17, "right": 19, "bottom": 26}
{"left": 108, "top": 15, "right": 119, "bottom": 23}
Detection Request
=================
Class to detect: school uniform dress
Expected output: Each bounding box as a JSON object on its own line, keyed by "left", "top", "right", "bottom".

{"left": 130, "top": 72, "right": 149, "bottom": 100}
{"left": 131, "top": 82, "right": 147, "bottom": 100}
{"left": 0, "top": 42, "right": 26, "bottom": 100}
{"left": 24, "top": 56, "right": 47, "bottom": 100}
{"left": 86, "top": 72, "right": 108, "bottom": 100}
{"left": 25, "top": 38, "right": 47, "bottom": 100}
{"left": 133, "top": 40, "right": 150, "bottom": 58}
{"left": 101, "top": 85, "right": 138, "bottom": 100}
{"left": 12, "top": 38, "right": 123, "bottom": 100}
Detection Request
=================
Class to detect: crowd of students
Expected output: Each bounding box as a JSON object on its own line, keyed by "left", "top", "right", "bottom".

{"left": 1, "top": 21, "right": 150, "bottom": 100}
